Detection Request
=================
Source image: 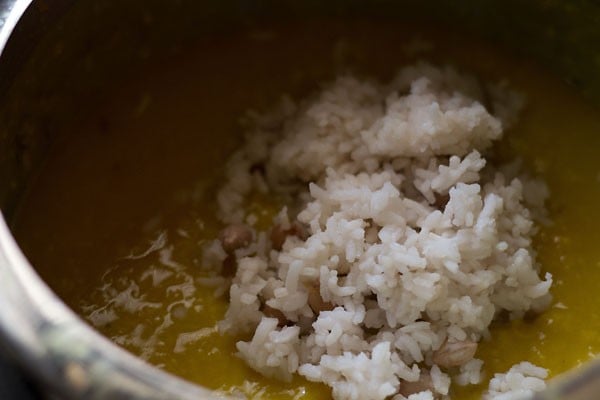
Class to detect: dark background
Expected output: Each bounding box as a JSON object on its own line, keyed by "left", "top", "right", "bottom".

{"left": 0, "top": 352, "right": 39, "bottom": 399}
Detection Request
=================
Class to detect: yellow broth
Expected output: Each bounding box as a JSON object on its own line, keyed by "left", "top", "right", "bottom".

{"left": 11, "top": 20, "right": 600, "bottom": 399}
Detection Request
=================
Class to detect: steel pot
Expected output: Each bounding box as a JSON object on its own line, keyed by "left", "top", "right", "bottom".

{"left": 1, "top": 1, "right": 600, "bottom": 399}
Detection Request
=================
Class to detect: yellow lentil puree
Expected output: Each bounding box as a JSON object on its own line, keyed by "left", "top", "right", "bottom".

{"left": 11, "top": 20, "right": 600, "bottom": 400}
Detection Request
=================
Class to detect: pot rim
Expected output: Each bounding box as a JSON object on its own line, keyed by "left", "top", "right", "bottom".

{"left": 0, "top": 200, "right": 219, "bottom": 397}
{"left": 0, "top": 3, "right": 221, "bottom": 398}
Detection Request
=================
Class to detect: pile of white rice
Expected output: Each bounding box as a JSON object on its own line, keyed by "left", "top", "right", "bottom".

{"left": 203, "top": 63, "right": 552, "bottom": 400}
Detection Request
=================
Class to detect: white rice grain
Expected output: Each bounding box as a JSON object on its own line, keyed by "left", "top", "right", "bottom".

{"left": 207, "top": 63, "right": 551, "bottom": 400}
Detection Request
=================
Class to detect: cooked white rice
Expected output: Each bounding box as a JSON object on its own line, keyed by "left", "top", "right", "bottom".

{"left": 484, "top": 362, "right": 548, "bottom": 400}
{"left": 203, "top": 63, "right": 552, "bottom": 399}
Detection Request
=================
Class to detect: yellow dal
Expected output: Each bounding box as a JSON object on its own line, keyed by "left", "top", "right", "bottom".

{"left": 12, "top": 20, "right": 600, "bottom": 399}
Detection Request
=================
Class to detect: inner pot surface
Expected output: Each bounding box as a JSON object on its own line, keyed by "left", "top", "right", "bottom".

{"left": 1, "top": 1, "right": 600, "bottom": 399}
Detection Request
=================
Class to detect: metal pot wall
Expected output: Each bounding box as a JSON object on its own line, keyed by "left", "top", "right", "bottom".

{"left": 0, "top": 1, "right": 600, "bottom": 399}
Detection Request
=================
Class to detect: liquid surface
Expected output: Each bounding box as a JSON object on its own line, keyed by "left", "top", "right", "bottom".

{"left": 12, "top": 20, "right": 600, "bottom": 399}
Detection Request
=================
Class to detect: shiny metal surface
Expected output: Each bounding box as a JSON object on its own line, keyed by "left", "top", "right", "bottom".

{"left": 0, "top": 219, "right": 218, "bottom": 400}
{"left": 0, "top": 1, "right": 600, "bottom": 399}
{"left": 0, "top": 2, "right": 220, "bottom": 397}
{"left": 0, "top": 0, "right": 30, "bottom": 47}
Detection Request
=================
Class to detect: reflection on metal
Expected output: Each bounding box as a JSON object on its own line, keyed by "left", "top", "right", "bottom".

{"left": 0, "top": 211, "right": 218, "bottom": 398}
